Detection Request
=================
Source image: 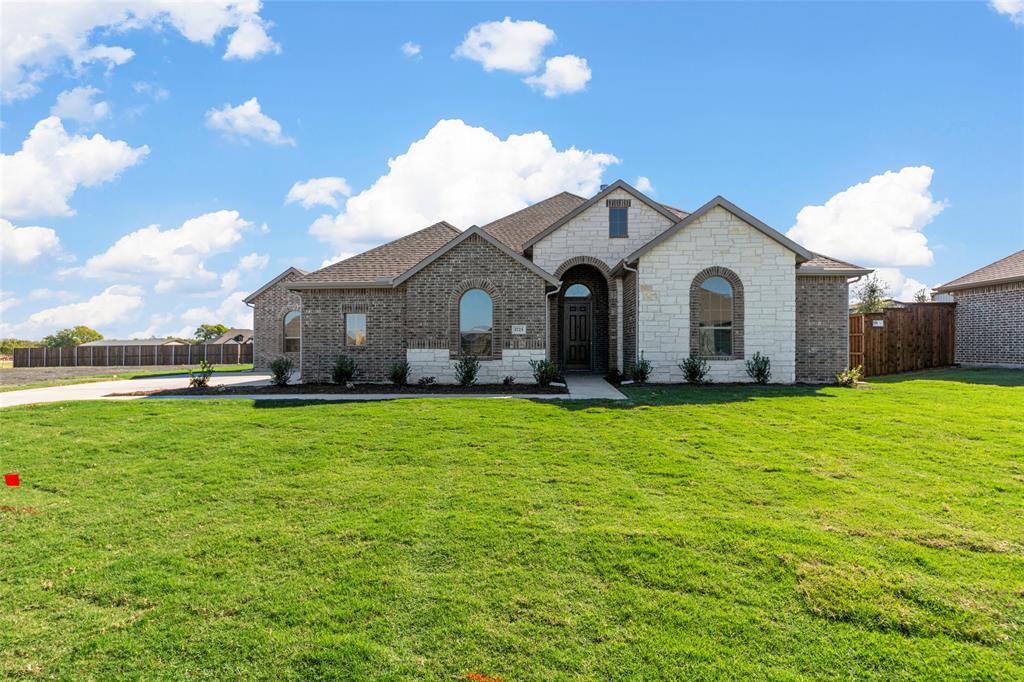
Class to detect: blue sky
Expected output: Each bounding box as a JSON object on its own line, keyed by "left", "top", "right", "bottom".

{"left": 1, "top": 1, "right": 1022, "bottom": 340}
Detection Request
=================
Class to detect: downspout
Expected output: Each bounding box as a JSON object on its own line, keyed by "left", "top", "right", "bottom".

{"left": 545, "top": 283, "right": 562, "bottom": 362}
{"left": 623, "top": 261, "right": 640, "bottom": 368}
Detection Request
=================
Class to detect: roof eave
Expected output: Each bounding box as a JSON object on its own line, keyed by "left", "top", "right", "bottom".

{"left": 797, "top": 267, "right": 873, "bottom": 277}
{"left": 287, "top": 280, "right": 396, "bottom": 291}
{"left": 934, "top": 274, "right": 1024, "bottom": 293}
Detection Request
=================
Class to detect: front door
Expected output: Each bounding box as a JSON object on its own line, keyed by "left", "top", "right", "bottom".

{"left": 564, "top": 301, "right": 592, "bottom": 370}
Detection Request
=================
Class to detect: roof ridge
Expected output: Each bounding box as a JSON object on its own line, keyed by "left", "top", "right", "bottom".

{"left": 938, "top": 249, "right": 1024, "bottom": 288}
{"left": 309, "top": 221, "right": 460, "bottom": 273}
{"left": 481, "top": 192, "right": 584, "bottom": 228}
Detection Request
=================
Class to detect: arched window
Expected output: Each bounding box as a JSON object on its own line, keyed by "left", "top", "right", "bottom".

{"left": 283, "top": 310, "right": 301, "bottom": 353}
{"left": 459, "top": 289, "right": 492, "bottom": 356}
{"left": 564, "top": 283, "right": 592, "bottom": 298}
{"left": 696, "top": 276, "right": 733, "bottom": 356}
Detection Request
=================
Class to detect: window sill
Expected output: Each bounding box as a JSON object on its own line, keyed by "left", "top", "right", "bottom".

{"left": 609, "top": 234, "right": 629, "bottom": 239}
{"left": 699, "top": 355, "right": 738, "bottom": 362}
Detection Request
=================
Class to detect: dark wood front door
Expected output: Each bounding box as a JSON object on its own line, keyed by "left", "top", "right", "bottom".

{"left": 564, "top": 301, "right": 592, "bottom": 370}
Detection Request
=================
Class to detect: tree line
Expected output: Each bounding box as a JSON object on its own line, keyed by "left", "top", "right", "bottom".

{"left": 1, "top": 323, "right": 235, "bottom": 355}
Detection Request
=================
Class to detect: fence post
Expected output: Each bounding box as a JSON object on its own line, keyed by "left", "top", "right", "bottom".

{"left": 220, "top": 344, "right": 225, "bottom": 364}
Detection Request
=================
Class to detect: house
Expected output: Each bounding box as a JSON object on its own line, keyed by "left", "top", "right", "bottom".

{"left": 934, "top": 249, "right": 1024, "bottom": 368}
{"left": 81, "top": 338, "right": 185, "bottom": 347}
{"left": 209, "top": 328, "right": 253, "bottom": 345}
{"left": 245, "top": 180, "right": 872, "bottom": 384}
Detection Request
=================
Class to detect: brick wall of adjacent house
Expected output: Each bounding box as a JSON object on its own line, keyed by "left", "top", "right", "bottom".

{"left": 952, "top": 281, "right": 1024, "bottom": 366}
{"left": 637, "top": 205, "right": 797, "bottom": 383}
{"left": 251, "top": 270, "right": 303, "bottom": 370}
{"left": 299, "top": 287, "right": 407, "bottom": 382}
{"left": 531, "top": 188, "right": 675, "bottom": 273}
{"left": 795, "top": 275, "right": 850, "bottom": 382}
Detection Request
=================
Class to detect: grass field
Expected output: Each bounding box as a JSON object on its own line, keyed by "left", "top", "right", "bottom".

{"left": 1, "top": 368, "right": 1021, "bottom": 679}
{"left": 0, "top": 364, "right": 253, "bottom": 393}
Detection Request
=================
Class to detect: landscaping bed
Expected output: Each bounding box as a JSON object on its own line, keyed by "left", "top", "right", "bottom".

{"left": 107, "top": 381, "right": 568, "bottom": 396}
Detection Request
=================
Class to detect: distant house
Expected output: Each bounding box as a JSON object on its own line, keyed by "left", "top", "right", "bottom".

{"left": 81, "top": 338, "right": 185, "bottom": 347}
{"left": 934, "top": 249, "right": 1023, "bottom": 368}
{"left": 209, "top": 329, "right": 253, "bottom": 345}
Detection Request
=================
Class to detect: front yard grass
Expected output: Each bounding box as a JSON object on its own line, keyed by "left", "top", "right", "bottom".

{"left": 0, "top": 368, "right": 1021, "bottom": 679}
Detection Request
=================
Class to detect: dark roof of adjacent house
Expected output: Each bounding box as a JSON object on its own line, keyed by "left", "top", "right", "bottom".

{"left": 210, "top": 328, "right": 253, "bottom": 344}
{"left": 294, "top": 221, "right": 461, "bottom": 285}
{"left": 798, "top": 253, "right": 873, "bottom": 276}
{"left": 935, "top": 249, "right": 1024, "bottom": 292}
{"left": 482, "top": 192, "right": 586, "bottom": 251}
{"left": 81, "top": 338, "right": 184, "bottom": 346}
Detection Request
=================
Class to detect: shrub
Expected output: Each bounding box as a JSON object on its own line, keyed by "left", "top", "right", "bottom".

{"left": 678, "top": 355, "right": 710, "bottom": 385}
{"left": 529, "top": 359, "right": 561, "bottom": 387}
{"left": 605, "top": 368, "right": 623, "bottom": 384}
{"left": 835, "top": 365, "right": 863, "bottom": 387}
{"left": 388, "top": 361, "right": 411, "bottom": 387}
{"left": 416, "top": 376, "right": 436, "bottom": 387}
{"left": 502, "top": 375, "right": 516, "bottom": 386}
{"left": 269, "top": 357, "right": 294, "bottom": 387}
{"left": 454, "top": 356, "right": 480, "bottom": 387}
{"left": 331, "top": 355, "right": 357, "bottom": 385}
{"left": 745, "top": 352, "right": 771, "bottom": 384}
{"left": 188, "top": 360, "right": 214, "bottom": 388}
{"left": 629, "top": 352, "right": 652, "bottom": 385}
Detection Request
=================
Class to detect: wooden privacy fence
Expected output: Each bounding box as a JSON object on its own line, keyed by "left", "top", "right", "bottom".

{"left": 13, "top": 343, "right": 252, "bottom": 368}
{"left": 849, "top": 303, "right": 955, "bottom": 377}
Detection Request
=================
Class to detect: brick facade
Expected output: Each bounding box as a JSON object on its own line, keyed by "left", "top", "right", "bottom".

{"left": 795, "top": 275, "right": 850, "bottom": 382}
{"left": 250, "top": 270, "right": 303, "bottom": 370}
{"left": 622, "top": 270, "right": 637, "bottom": 372}
{"left": 951, "top": 282, "right": 1024, "bottom": 367}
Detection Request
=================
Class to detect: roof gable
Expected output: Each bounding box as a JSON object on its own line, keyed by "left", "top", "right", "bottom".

{"left": 623, "top": 195, "right": 814, "bottom": 264}
{"left": 935, "top": 249, "right": 1024, "bottom": 291}
{"left": 243, "top": 266, "right": 308, "bottom": 304}
{"left": 521, "top": 180, "right": 683, "bottom": 250}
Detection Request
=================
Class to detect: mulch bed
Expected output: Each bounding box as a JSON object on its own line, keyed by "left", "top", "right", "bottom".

{"left": 107, "top": 382, "right": 568, "bottom": 397}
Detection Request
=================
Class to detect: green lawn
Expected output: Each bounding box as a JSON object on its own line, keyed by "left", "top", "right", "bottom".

{"left": 0, "top": 364, "right": 253, "bottom": 393}
{"left": 1, "top": 369, "right": 1021, "bottom": 680}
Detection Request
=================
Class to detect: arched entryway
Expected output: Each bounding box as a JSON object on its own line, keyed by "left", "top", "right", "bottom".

{"left": 554, "top": 263, "right": 610, "bottom": 372}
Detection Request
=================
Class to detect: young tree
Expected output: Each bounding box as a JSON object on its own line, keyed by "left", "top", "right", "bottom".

{"left": 913, "top": 288, "right": 929, "bottom": 303}
{"left": 41, "top": 326, "right": 103, "bottom": 347}
{"left": 194, "top": 323, "right": 229, "bottom": 343}
{"left": 852, "top": 276, "right": 891, "bottom": 314}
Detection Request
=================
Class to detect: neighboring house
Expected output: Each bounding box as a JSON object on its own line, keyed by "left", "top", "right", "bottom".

{"left": 245, "top": 180, "right": 871, "bottom": 383}
{"left": 81, "top": 338, "right": 185, "bottom": 346}
{"left": 209, "top": 328, "right": 253, "bottom": 345}
{"left": 934, "top": 249, "right": 1024, "bottom": 368}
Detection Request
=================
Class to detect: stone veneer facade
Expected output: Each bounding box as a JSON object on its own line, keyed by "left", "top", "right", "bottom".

{"left": 795, "top": 275, "right": 850, "bottom": 382}
{"left": 250, "top": 269, "right": 304, "bottom": 370}
{"left": 950, "top": 281, "right": 1024, "bottom": 367}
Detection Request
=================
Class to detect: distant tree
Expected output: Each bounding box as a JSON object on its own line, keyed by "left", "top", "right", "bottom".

{"left": 0, "top": 338, "right": 37, "bottom": 355}
{"left": 194, "top": 324, "right": 229, "bottom": 343}
{"left": 913, "top": 288, "right": 929, "bottom": 303}
{"left": 852, "top": 276, "right": 891, "bottom": 314}
{"left": 41, "top": 326, "right": 103, "bottom": 348}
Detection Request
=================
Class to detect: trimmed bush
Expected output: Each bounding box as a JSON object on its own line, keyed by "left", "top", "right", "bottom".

{"left": 331, "top": 356, "right": 357, "bottom": 385}
{"left": 454, "top": 356, "right": 480, "bottom": 387}
{"left": 502, "top": 375, "right": 516, "bottom": 386}
{"left": 629, "top": 352, "right": 652, "bottom": 385}
{"left": 416, "top": 376, "right": 436, "bottom": 387}
{"left": 188, "top": 360, "right": 214, "bottom": 388}
{"left": 679, "top": 355, "right": 710, "bottom": 385}
{"left": 270, "top": 357, "right": 294, "bottom": 387}
{"left": 835, "top": 365, "right": 863, "bottom": 387}
{"left": 389, "top": 361, "right": 411, "bottom": 387}
{"left": 529, "top": 359, "right": 561, "bottom": 387}
{"left": 745, "top": 352, "right": 771, "bottom": 384}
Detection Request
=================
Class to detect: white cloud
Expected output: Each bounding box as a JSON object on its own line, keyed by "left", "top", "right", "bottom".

{"left": 786, "top": 166, "right": 947, "bottom": 267}
{"left": 219, "top": 252, "right": 269, "bottom": 291}
{"left": 0, "top": 116, "right": 149, "bottom": 219}
{"left": 205, "top": 97, "right": 294, "bottom": 146}
{"left": 1, "top": 219, "right": 61, "bottom": 264}
{"left": 308, "top": 119, "right": 618, "bottom": 251}
{"left": 401, "top": 42, "right": 422, "bottom": 58}
{"left": 1, "top": 1, "right": 280, "bottom": 101}
{"left": 132, "top": 81, "right": 170, "bottom": 102}
{"left": 51, "top": 86, "right": 110, "bottom": 123}
{"left": 286, "top": 177, "right": 352, "bottom": 209}
{"left": 29, "top": 288, "right": 77, "bottom": 302}
{"left": 73, "top": 210, "right": 253, "bottom": 292}
{"left": 224, "top": 17, "right": 281, "bottom": 60}
{"left": 524, "top": 55, "right": 591, "bottom": 97}
{"left": 0, "top": 291, "right": 21, "bottom": 315}
{"left": 634, "top": 176, "right": 655, "bottom": 194}
{"left": 130, "top": 312, "right": 175, "bottom": 339}
{"left": 864, "top": 268, "right": 931, "bottom": 303}
{"left": 180, "top": 291, "right": 253, "bottom": 331}
{"left": 0, "top": 285, "right": 144, "bottom": 337}
{"left": 320, "top": 251, "right": 357, "bottom": 269}
{"left": 455, "top": 17, "right": 555, "bottom": 73}
{"left": 990, "top": 0, "right": 1024, "bottom": 25}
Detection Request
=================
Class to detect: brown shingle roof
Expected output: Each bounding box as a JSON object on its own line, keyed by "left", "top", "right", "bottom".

{"left": 296, "top": 221, "right": 461, "bottom": 284}
{"left": 481, "top": 192, "right": 586, "bottom": 252}
{"left": 798, "top": 253, "right": 872, "bottom": 275}
{"left": 935, "top": 250, "right": 1024, "bottom": 291}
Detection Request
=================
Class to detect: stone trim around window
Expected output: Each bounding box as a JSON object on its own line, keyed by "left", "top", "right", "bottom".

{"left": 448, "top": 278, "right": 502, "bottom": 359}
{"left": 689, "top": 266, "right": 745, "bottom": 360}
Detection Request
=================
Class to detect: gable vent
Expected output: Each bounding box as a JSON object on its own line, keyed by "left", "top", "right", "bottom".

{"left": 606, "top": 199, "right": 631, "bottom": 209}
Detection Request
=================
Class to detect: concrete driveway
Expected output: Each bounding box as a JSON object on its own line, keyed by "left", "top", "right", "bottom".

{"left": 0, "top": 372, "right": 274, "bottom": 408}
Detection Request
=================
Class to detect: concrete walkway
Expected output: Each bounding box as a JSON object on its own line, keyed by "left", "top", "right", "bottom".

{"left": 0, "top": 372, "right": 627, "bottom": 407}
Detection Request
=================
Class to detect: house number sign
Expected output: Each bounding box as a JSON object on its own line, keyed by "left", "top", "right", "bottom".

{"left": 511, "top": 325, "right": 527, "bottom": 335}
{"left": 872, "top": 319, "right": 885, "bottom": 328}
